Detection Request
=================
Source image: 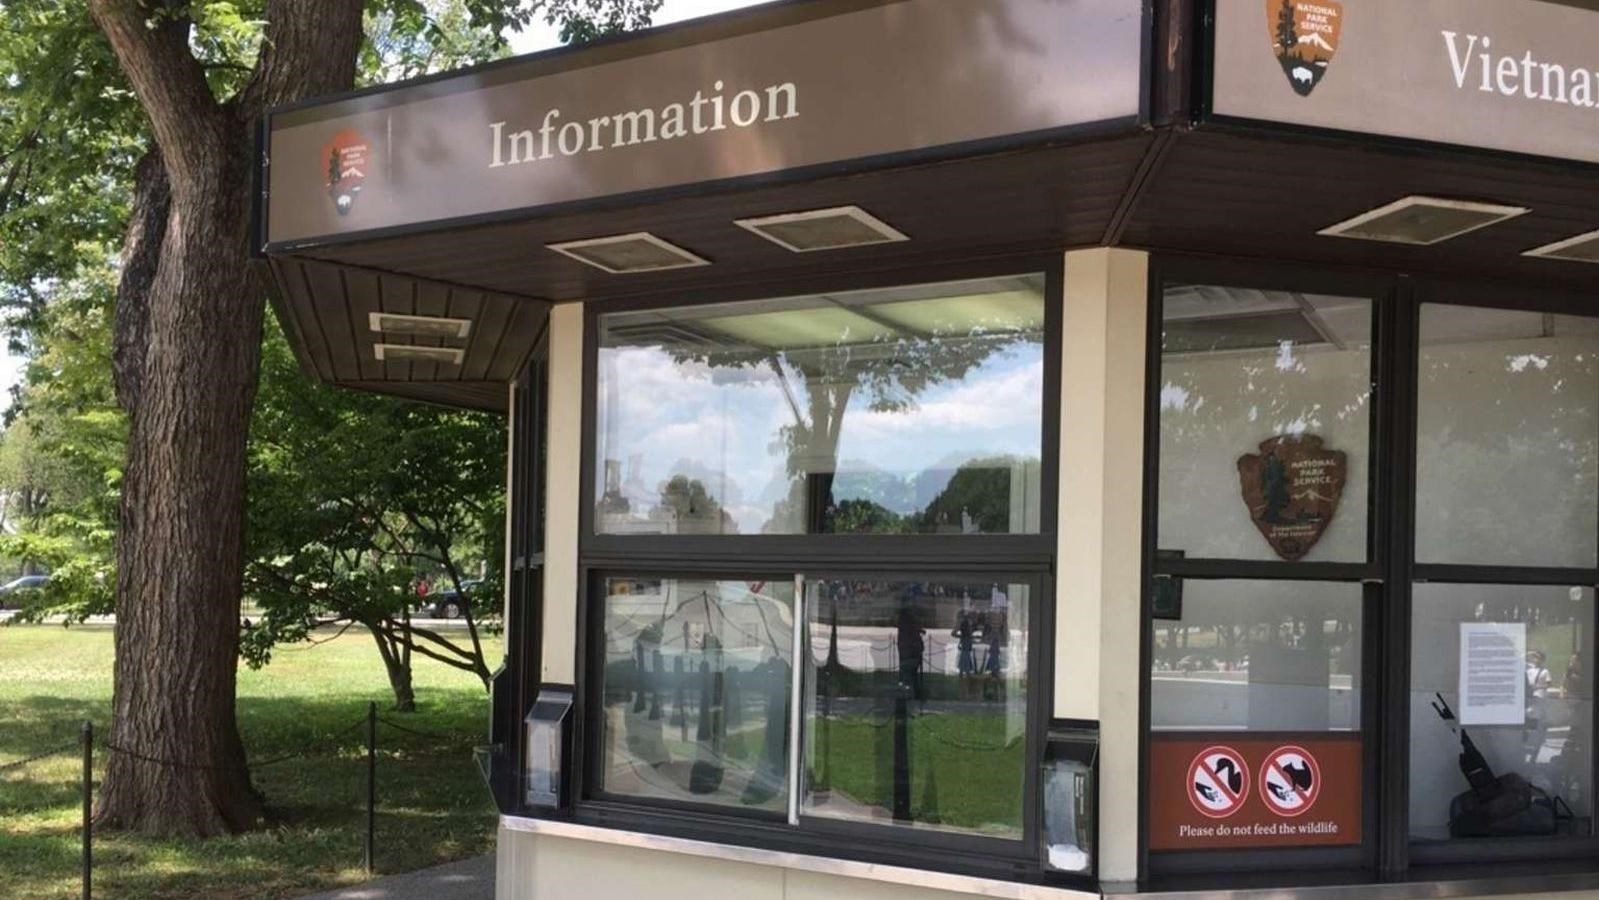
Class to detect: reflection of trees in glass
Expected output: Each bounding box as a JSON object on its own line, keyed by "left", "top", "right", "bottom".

{"left": 1416, "top": 324, "right": 1599, "bottom": 566}
{"left": 1159, "top": 294, "right": 1373, "bottom": 561}
{"left": 653, "top": 475, "right": 737, "bottom": 535}
{"left": 651, "top": 289, "right": 1041, "bottom": 534}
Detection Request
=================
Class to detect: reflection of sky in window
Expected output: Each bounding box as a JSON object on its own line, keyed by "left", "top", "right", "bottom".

{"left": 598, "top": 344, "right": 1042, "bottom": 534}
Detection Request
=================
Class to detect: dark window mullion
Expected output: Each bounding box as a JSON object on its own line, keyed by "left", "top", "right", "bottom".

{"left": 1377, "top": 278, "right": 1419, "bottom": 878}
{"left": 1152, "top": 558, "right": 1376, "bottom": 582}
{"left": 1411, "top": 565, "right": 1599, "bottom": 587}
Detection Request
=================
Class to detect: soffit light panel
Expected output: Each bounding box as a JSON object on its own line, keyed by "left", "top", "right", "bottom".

{"left": 547, "top": 232, "right": 710, "bottom": 274}
{"left": 1525, "top": 228, "right": 1599, "bottom": 264}
{"left": 735, "top": 206, "right": 909, "bottom": 253}
{"left": 374, "top": 344, "right": 465, "bottom": 365}
{"left": 367, "top": 312, "right": 473, "bottom": 339}
{"left": 1318, "top": 196, "right": 1530, "bottom": 246}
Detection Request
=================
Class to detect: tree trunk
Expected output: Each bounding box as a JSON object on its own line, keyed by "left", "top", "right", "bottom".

{"left": 97, "top": 133, "right": 270, "bottom": 836}
{"left": 88, "top": 0, "right": 365, "bottom": 837}
{"left": 370, "top": 623, "right": 418, "bottom": 713}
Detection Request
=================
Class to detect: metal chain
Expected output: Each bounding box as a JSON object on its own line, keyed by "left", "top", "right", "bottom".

{"left": 104, "top": 716, "right": 370, "bottom": 773}
{"left": 0, "top": 740, "right": 79, "bottom": 775}
{"left": 375, "top": 717, "right": 455, "bottom": 741}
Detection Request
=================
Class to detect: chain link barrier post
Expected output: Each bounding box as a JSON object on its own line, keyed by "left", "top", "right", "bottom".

{"left": 365, "top": 701, "right": 377, "bottom": 876}
{"left": 81, "top": 720, "right": 92, "bottom": 900}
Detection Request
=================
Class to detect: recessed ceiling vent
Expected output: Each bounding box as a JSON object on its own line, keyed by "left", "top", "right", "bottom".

{"left": 735, "top": 206, "right": 909, "bottom": 253}
{"left": 367, "top": 312, "right": 472, "bottom": 339}
{"left": 374, "top": 344, "right": 465, "bottom": 365}
{"left": 1525, "top": 229, "right": 1599, "bottom": 264}
{"left": 1318, "top": 196, "right": 1529, "bottom": 245}
{"left": 547, "top": 232, "right": 709, "bottom": 274}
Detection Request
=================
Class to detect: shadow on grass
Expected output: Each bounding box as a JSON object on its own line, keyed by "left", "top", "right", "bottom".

{"left": 1, "top": 691, "right": 495, "bottom": 900}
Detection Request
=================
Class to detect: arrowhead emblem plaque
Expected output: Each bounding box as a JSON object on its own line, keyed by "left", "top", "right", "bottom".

{"left": 1267, "top": 0, "right": 1343, "bottom": 97}
{"left": 1237, "top": 435, "right": 1347, "bottom": 562}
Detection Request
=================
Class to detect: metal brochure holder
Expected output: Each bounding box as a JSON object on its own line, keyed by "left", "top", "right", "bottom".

{"left": 1042, "top": 722, "right": 1099, "bottom": 876}
{"left": 525, "top": 686, "right": 575, "bottom": 811}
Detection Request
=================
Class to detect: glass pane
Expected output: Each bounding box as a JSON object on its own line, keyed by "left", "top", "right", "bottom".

{"left": 1147, "top": 580, "right": 1365, "bottom": 853}
{"left": 1416, "top": 305, "right": 1599, "bottom": 568}
{"left": 803, "top": 579, "right": 1030, "bottom": 838}
{"left": 596, "top": 577, "right": 795, "bottom": 813}
{"left": 1149, "top": 580, "right": 1363, "bottom": 732}
{"left": 1159, "top": 284, "right": 1373, "bottom": 563}
{"left": 595, "top": 275, "right": 1047, "bottom": 535}
{"left": 1409, "top": 583, "right": 1594, "bottom": 842}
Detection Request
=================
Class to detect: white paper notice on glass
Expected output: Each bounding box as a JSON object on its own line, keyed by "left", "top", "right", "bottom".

{"left": 1458, "top": 622, "right": 1527, "bottom": 726}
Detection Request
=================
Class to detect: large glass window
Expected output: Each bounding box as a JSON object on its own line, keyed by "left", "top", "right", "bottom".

{"left": 1151, "top": 279, "right": 1375, "bottom": 862}
{"left": 1149, "top": 271, "right": 1599, "bottom": 875}
{"left": 1409, "top": 584, "right": 1593, "bottom": 843}
{"left": 1415, "top": 305, "right": 1599, "bottom": 569}
{"left": 583, "top": 268, "right": 1054, "bottom": 864}
{"left": 596, "top": 577, "right": 795, "bottom": 813}
{"left": 1159, "top": 285, "right": 1372, "bottom": 564}
{"left": 804, "top": 579, "right": 1031, "bottom": 838}
{"left": 1150, "top": 580, "right": 1362, "bottom": 733}
{"left": 594, "top": 275, "right": 1047, "bottom": 536}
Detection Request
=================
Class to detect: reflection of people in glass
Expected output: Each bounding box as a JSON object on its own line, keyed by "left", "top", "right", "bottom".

{"left": 896, "top": 590, "right": 927, "bottom": 702}
{"left": 1525, "top": 648, "right": 1553, "bottom": 763}
{"left": 953, "top": 610, "right": 978, "bottom": 678}
{"left": 983, "top": 608, "right": 1009, "bottom": 700}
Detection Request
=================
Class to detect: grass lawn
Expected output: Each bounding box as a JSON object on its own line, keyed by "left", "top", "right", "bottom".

{"left": 0, "top": 624, "right": 501, "bottom": 900}
{"left": 810, "top": 709, "right": 1024, "bottom": 837}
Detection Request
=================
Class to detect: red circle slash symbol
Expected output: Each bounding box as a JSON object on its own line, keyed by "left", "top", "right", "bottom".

{"left": 1260, "top": 745, "right": 1321, "bottom": 817}
{"left": 1187, "top": 746, "right": 1249, "bottom": 819}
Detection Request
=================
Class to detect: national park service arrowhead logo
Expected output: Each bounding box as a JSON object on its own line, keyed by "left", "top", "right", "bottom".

{"left": 321, "top": 128, "right": 373, "bottom": 217}
{"left": 1237, "top": 435, "right": 1347, "bottom": 562}
{"left": 1267, "top": 0, "right": 1343, "bottom": 96}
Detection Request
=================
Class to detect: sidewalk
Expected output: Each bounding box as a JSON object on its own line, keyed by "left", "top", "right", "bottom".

{"left": 296, "top": 855, "right": 493, "bottom": 900}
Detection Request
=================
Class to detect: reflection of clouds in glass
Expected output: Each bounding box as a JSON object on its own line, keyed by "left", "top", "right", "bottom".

{"left": 599, "top": 344, "right": 1042, "bottom": 534}
{"left": 846, "top": 351, "right": 1041, "bottom": 438}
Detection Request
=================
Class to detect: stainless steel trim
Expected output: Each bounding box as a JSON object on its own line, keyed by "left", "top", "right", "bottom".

{"left": 1103, "top": 872, "right": 1599, "bottom": 900}
{"left": 499, "top": 815, "right": 1096, "bottom": 899}
{"left": 497, "top": 816, "right": 1599, "bottom": 900}
{"left": 787, "top": 574, "right": 805, "bottom": 827}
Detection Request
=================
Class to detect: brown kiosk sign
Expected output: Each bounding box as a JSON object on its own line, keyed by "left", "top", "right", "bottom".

{"left": 1215, "top": 0, "right": 1599, "bottom": 166}
{"left": 265, "top": 0, "right": 1143, "bottom": 246}
{"left": 1150, "top": 733, "right": 1362, "bottom": 851}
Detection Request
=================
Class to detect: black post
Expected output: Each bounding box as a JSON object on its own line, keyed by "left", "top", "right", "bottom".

{"left": 81, "top": 720, "right": 92, "bottom": 900}
{"left": 892, "top": 687, "right": 911, "bottom": 823}
{"left": 365, "top": 701, "right": 376, "bottom": 876}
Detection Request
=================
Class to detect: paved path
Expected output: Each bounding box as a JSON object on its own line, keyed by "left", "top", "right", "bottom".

{"left": 296, "top": 855, "right": 493, "bottom": 900}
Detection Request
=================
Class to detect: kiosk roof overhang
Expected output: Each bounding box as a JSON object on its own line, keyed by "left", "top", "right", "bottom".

{"left": 262, "top": 0, "right": 1599, "bottom": 412}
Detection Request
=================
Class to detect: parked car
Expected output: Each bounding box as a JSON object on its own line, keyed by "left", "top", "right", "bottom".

{"left": 0, "top": 574, "right": 50, "bottom": 609}
{"left": 415, "top": 579, "right": 482, "bottom": 619}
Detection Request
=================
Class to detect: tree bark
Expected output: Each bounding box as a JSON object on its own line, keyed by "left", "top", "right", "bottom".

{"left": 89, "top": 0, "right": 364, "bottom": 837}
{"left": 369, "top": 624, "right": 418, "bottom": 713}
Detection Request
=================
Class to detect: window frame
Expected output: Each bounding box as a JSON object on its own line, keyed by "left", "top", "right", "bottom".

{"left": 568, "top": 254, "right": 1068, "bottom": 879}
{"left": 1403, "top": 279, "right": 1599, "bottom": 870}
{"left": 1140, "top": 254, "right": 1599, "bottom": 883}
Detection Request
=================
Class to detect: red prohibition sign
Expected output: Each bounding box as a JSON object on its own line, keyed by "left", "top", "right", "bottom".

{"left": 1260, "top": 745, "right": 1321, "bottom": 817}
{"left": 1187, "top": 746, "right": 1249, "bottom": 819}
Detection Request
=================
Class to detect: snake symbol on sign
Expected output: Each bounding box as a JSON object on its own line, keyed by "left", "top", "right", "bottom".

{"left": 1260, "top": 745, "right": 1321, "bottom": 817}
{"left": 1187, "top": 746, "right": 1249, "bottom": 819}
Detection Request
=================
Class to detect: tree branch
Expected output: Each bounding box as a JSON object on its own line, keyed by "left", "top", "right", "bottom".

{"left": 239, "top": 0, "right": 365, "bottom": 114}
{"left": 112, "top": 148, "right": 169, "bottom": 414}
{"left": 87, "top": 1, "right": 225, "bottom": 187}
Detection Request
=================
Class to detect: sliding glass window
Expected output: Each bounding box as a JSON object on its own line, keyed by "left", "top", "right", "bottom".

{"left": 581, "top": 264, "right": 1058, "bottom": 868}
